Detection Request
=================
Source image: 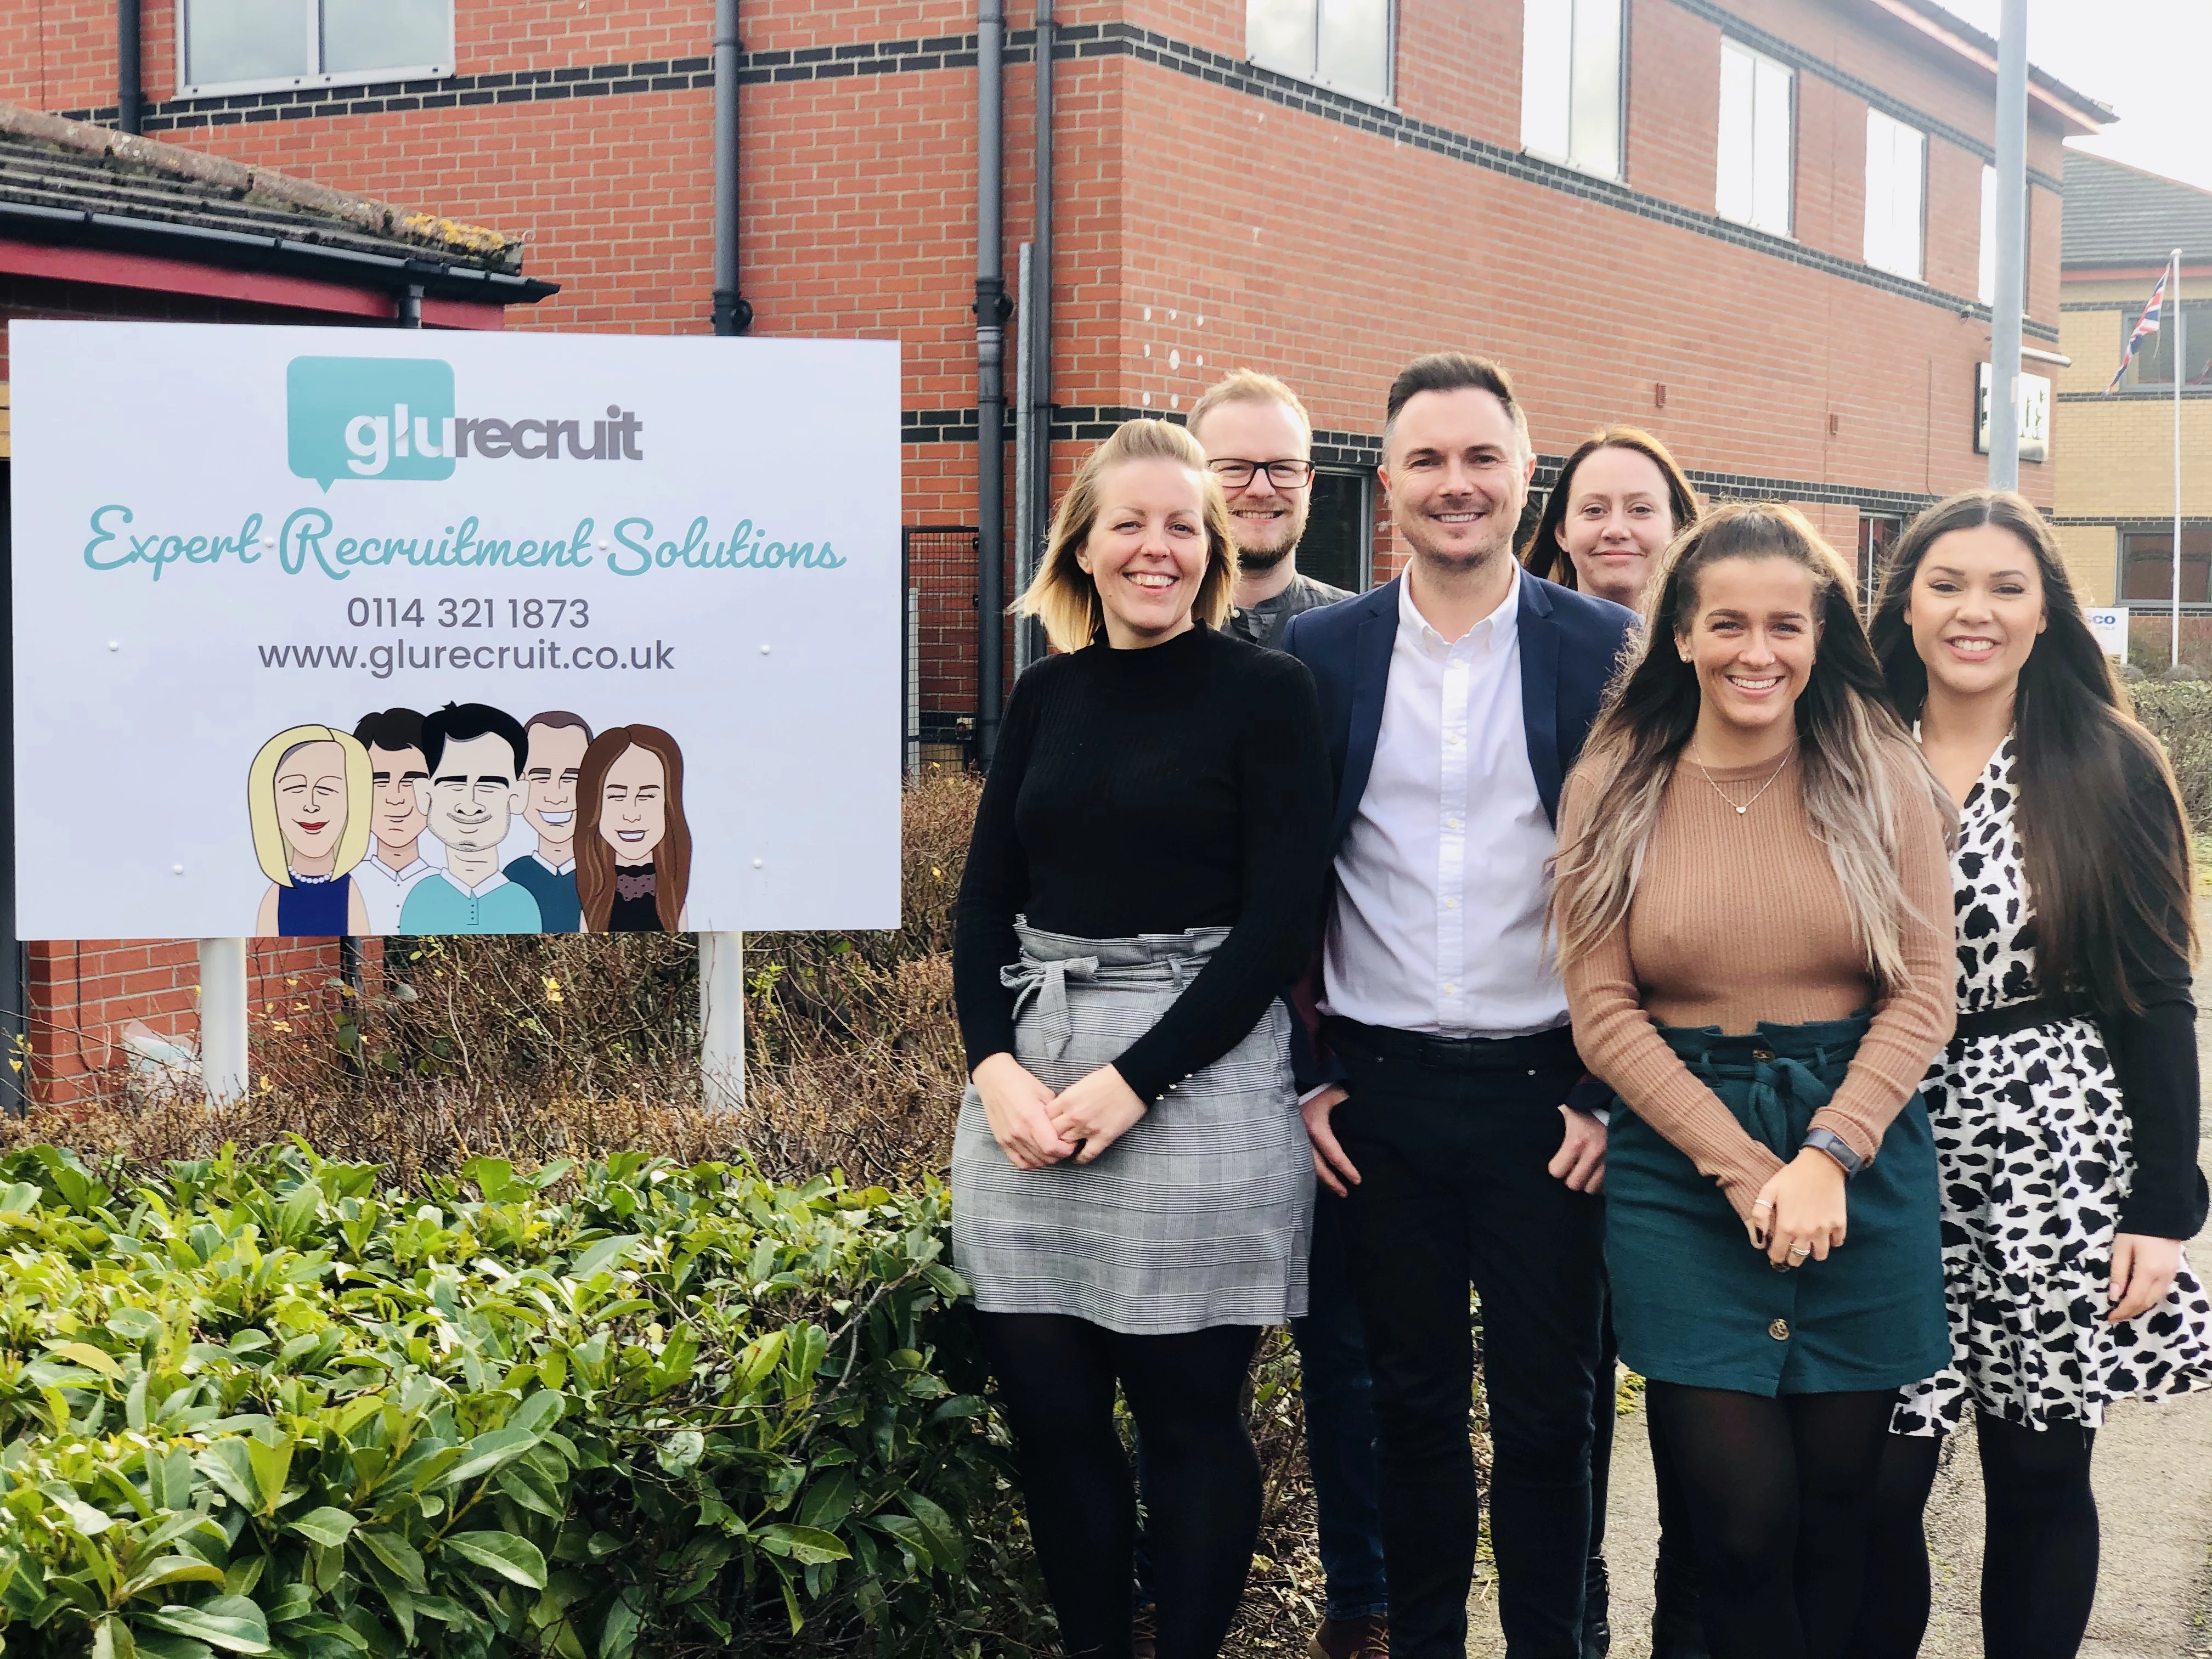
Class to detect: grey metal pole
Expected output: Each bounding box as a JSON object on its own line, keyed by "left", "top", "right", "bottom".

{"left": 976, "top": 0, "right": 1009, "bottom": 765}
{"left": 1013, "top": 241, "right": 1037, "bottom": 678}
{"left": 1031, "top": 0, "right": 1056, "bottom": 579}
{"left": 712, "top": 0, "right": 752, "bottom": 335}
{"left": 2175, "top": 253, "right": 2186, "bottom": 667}
{"left": 1986, "top": 0, "right": 2027, "bottom": 491}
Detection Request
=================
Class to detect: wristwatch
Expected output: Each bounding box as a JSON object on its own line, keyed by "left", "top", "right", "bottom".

{"left": 1802, "top": 1127, "right": 1865, "bottom": 1177}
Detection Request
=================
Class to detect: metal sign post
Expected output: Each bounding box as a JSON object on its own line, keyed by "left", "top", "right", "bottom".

{"left": 198, "top": 938, "right": 248, "bottom": 1104}
{"left": 700, "top": 930, "right": 744, "bottom": 1111}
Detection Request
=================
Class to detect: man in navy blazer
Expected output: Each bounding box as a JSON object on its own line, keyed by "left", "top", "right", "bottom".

{"left": 1281, "top": 354, "right": 1634, "bottom": 1659}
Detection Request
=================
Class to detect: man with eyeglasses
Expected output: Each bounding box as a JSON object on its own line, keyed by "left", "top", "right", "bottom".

{"left": 1189, "top": 370, "right": 1356, "bottom": 653}
{"left": 1182, "top": 369, "right": 1381, "bottom": 1659}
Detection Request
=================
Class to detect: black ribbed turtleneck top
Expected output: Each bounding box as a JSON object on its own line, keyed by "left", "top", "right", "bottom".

{"left": 952, "top": 623, "right": 1332, "bottom": 1103}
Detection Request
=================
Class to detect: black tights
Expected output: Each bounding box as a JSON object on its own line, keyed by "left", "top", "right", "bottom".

{"left": 1644, "top": 1383, "right": 1894, "bottom": 1659}
{"left": 976, "top": 1313, "right": 1263, "bottom": 1659}
{"left": 1853, "top": 1412, "right": 2100, "bottom": 1659}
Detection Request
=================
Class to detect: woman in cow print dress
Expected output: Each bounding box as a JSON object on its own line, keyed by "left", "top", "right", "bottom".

{"left": 1854, "top": 491, "right": 2212, "bottom": 1659}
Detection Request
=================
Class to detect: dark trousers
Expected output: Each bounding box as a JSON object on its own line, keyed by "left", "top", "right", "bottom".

{"left": 1132, "top": 1186, "right": 1390, "bottom": 1622}
{"left": 1329, "top": 1019, "right": 1608, "bottom": 1659}
{"left": 1290, "top": 1183, "right": 1390, "bottom": 1619}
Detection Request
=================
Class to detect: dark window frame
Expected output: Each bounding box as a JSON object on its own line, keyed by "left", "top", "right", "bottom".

{"left": 1301, "top": 466, "right": 1375, "bottom": 594}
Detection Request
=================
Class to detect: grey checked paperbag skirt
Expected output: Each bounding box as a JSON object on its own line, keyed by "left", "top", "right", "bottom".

{"left": 951, "top": 921, "right": 1315, "bottom": 1335}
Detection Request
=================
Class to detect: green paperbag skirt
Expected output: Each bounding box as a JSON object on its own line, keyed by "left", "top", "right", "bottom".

{"left": 1606, "top": 1013, "right": 1950, "bottom": 1396}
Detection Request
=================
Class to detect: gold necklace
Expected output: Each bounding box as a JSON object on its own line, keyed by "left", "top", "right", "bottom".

{"left": 1690, "top": 746, "right": 1796, "bottom": 816}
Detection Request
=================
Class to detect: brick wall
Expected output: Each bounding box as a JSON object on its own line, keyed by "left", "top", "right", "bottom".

{"left": 26, "top": 938, "right": 352, "bottom": 1107}
{"left": 3, "top": 0, "right": 2086, "bottom": 1094}
{"left": 2055, "top": 270, "right": 2212, "bottom": 610}
{"left": 2051, "top": 395, "right": 2212, "bottom": 524}
{"left": 2053, "top": 523, "right": 2118, "bottom": 606}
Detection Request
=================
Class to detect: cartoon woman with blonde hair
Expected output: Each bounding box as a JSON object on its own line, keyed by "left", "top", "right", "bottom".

{"left": 249, "top": 724, "right": 374, "bottom": 936}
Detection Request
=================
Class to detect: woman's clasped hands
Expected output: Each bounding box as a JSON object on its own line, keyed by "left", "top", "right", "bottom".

{"left": 972, "top": 1053, "right": 1148, "bottom": 1169}
{"left": 1746, "top": 1147, "right": 1850, "bottom": 1269}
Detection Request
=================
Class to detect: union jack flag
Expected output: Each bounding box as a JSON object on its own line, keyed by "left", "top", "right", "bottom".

{"left": 2106, "top": 266, "right": 2169, "bottom": 393}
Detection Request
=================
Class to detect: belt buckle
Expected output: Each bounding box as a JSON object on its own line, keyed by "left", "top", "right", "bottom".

{"left": 1751, "top": 1046, "right": 1775, "bottom": 1062}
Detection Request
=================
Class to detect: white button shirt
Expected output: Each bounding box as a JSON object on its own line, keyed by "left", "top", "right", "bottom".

{"left": 1321, "top": 567, "right": 1569, "bottom": 1037}
{"left": 352, "top": 852, "right": 434, "bottom": 936}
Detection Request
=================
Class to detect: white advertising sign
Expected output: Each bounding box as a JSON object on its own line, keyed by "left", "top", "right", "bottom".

{"left": 2084, "top": 606, "right": 2130, "bottom": 661}
{"left": 1974, "top": 362, "right": 2051, "bottom": 465}
{"left": 10, "top": 323, "right": 901, "bottom": 940}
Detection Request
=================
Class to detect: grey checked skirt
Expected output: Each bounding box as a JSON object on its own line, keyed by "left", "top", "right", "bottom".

{"left": 951, "top": 920, "right": 1314, "bottom": 1335}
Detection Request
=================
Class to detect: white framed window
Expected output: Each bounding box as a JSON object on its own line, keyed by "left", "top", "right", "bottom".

{"left": 1520, "top": 0, "right": 1623, "bottom": 180}
{"left": 1716, "top": 39, "right": 1793, "bottom": 236}
{"left": 1864, "top": 109, "right": 1927, "bottom": 280}
{"left": 1978, "top": 165, "right": 1999, "bottom": 304}
{"left": 178, "top": 0, "right": 455, "bottom": 99}
{"left": 1248, "top": 0, "right": 1393, "bottom": 106}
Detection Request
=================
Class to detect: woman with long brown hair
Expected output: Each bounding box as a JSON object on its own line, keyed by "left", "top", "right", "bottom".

{"left": 1852, "top": 492, "right": 2212, "bottom": 1659}
{"left": 577, "top": 724, "right": 691, "bottom": 932}
{"left": 1521, "top": 421, "right": 1709, "bottom": 1659}
{"left": 1551, "top": 503, "right": 1956, "bottom": 1659}
{"left": 1522, "top": 426, "right": 1701, "bottom": 609}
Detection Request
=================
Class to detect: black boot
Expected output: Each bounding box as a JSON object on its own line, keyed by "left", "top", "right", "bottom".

{"left": 1650, "top": 1539, "right": 1710, "bottom": 1659}
{"left": 1581, "top": 1551, "right": 1612, "bottom": 1659}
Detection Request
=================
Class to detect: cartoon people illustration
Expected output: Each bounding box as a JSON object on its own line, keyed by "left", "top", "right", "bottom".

{"left": 577, "top": 725, "right": 691, "bottom": 932}
{"left": 248, "top": 724, "right": 374, "bottom": 937}
{"left": 350, "top": 707, "right": 439, "bottom": 934}
{"left": 397, "top": 702, "right": 546, "bottom": 934}
{"left": 502, "top": 711, "right": 592, "bottom": 933}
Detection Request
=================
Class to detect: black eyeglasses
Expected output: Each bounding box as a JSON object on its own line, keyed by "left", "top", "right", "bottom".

{"left": 1207, "top": 458, "right": 1316, "bottom": 488}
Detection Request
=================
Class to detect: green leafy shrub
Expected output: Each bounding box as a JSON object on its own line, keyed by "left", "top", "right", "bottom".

{"left": 0, "top": 1142, "right": 1043, "bottom": 1659}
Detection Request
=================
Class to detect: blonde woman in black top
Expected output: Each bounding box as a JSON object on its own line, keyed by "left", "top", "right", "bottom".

{"left": 952, "top": 417, "right": 1331, "bottom": 1659}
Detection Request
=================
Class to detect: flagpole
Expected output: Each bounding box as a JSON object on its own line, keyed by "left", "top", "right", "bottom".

{"left": 2175, "top": 248, "right": 2185, "bottom": 669}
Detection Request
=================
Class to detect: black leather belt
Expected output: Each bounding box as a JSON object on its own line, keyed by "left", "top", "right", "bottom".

{"left": 1952, "top": 997, "right": 2086, "bottom": 1043}
{"left": 1323, "top": 1015, "right": 1581, "bottom": 1072}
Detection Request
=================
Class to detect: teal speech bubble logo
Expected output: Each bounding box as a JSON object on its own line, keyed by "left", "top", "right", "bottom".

{"left": 287, "top": 357, "right": 457, "bottom": 490}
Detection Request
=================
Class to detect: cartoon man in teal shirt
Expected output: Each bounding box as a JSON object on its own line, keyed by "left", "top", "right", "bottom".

{"left": 502, "top": 710, "right": 591, "bottom": 932}
{"left": 399, "top": 702, "right": 545, "bottom": 934}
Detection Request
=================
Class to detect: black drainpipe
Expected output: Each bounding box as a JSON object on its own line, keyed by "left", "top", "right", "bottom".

{"left": 712, "top": 0, "right": 753, "bottom": 335}
{"left": 117, "top": 1, "right": 141, "bottom": 134}
{"left": 974, "top": 0, "right": 1010, "bottom": 765}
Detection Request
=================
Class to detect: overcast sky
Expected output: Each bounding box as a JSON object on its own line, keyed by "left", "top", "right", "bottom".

{"left": 1940, "top": 0, "right": 2211, "bottom": 191}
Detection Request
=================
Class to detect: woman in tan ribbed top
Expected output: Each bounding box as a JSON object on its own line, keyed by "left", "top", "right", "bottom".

{"left": 1551, "top": 504, "right": 1954, "bottom": 1659}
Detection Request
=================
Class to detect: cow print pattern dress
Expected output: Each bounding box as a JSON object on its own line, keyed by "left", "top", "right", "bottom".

{"left": 1894, "top": 740, "right": 2212, "bottom": 1436}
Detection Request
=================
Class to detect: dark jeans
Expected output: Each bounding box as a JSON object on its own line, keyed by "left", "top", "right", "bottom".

{"left": 1330, "top": 1019, "right": 1609, "bottom": 1659}
{"left": 1132, "top": 1186, "right": 1390, "bottom": 1622}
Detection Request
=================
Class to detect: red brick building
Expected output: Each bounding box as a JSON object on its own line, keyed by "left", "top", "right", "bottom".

{"left": 2, "top": 0, "right": 2107, "bottom": 1099}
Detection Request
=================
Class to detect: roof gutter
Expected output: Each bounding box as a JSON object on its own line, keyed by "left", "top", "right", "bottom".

{"left": 1860, "top": 0, "right": 2113, "bottom": 136}
{"left": 0, "top": 198, "right": 559, "bottom": 306}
